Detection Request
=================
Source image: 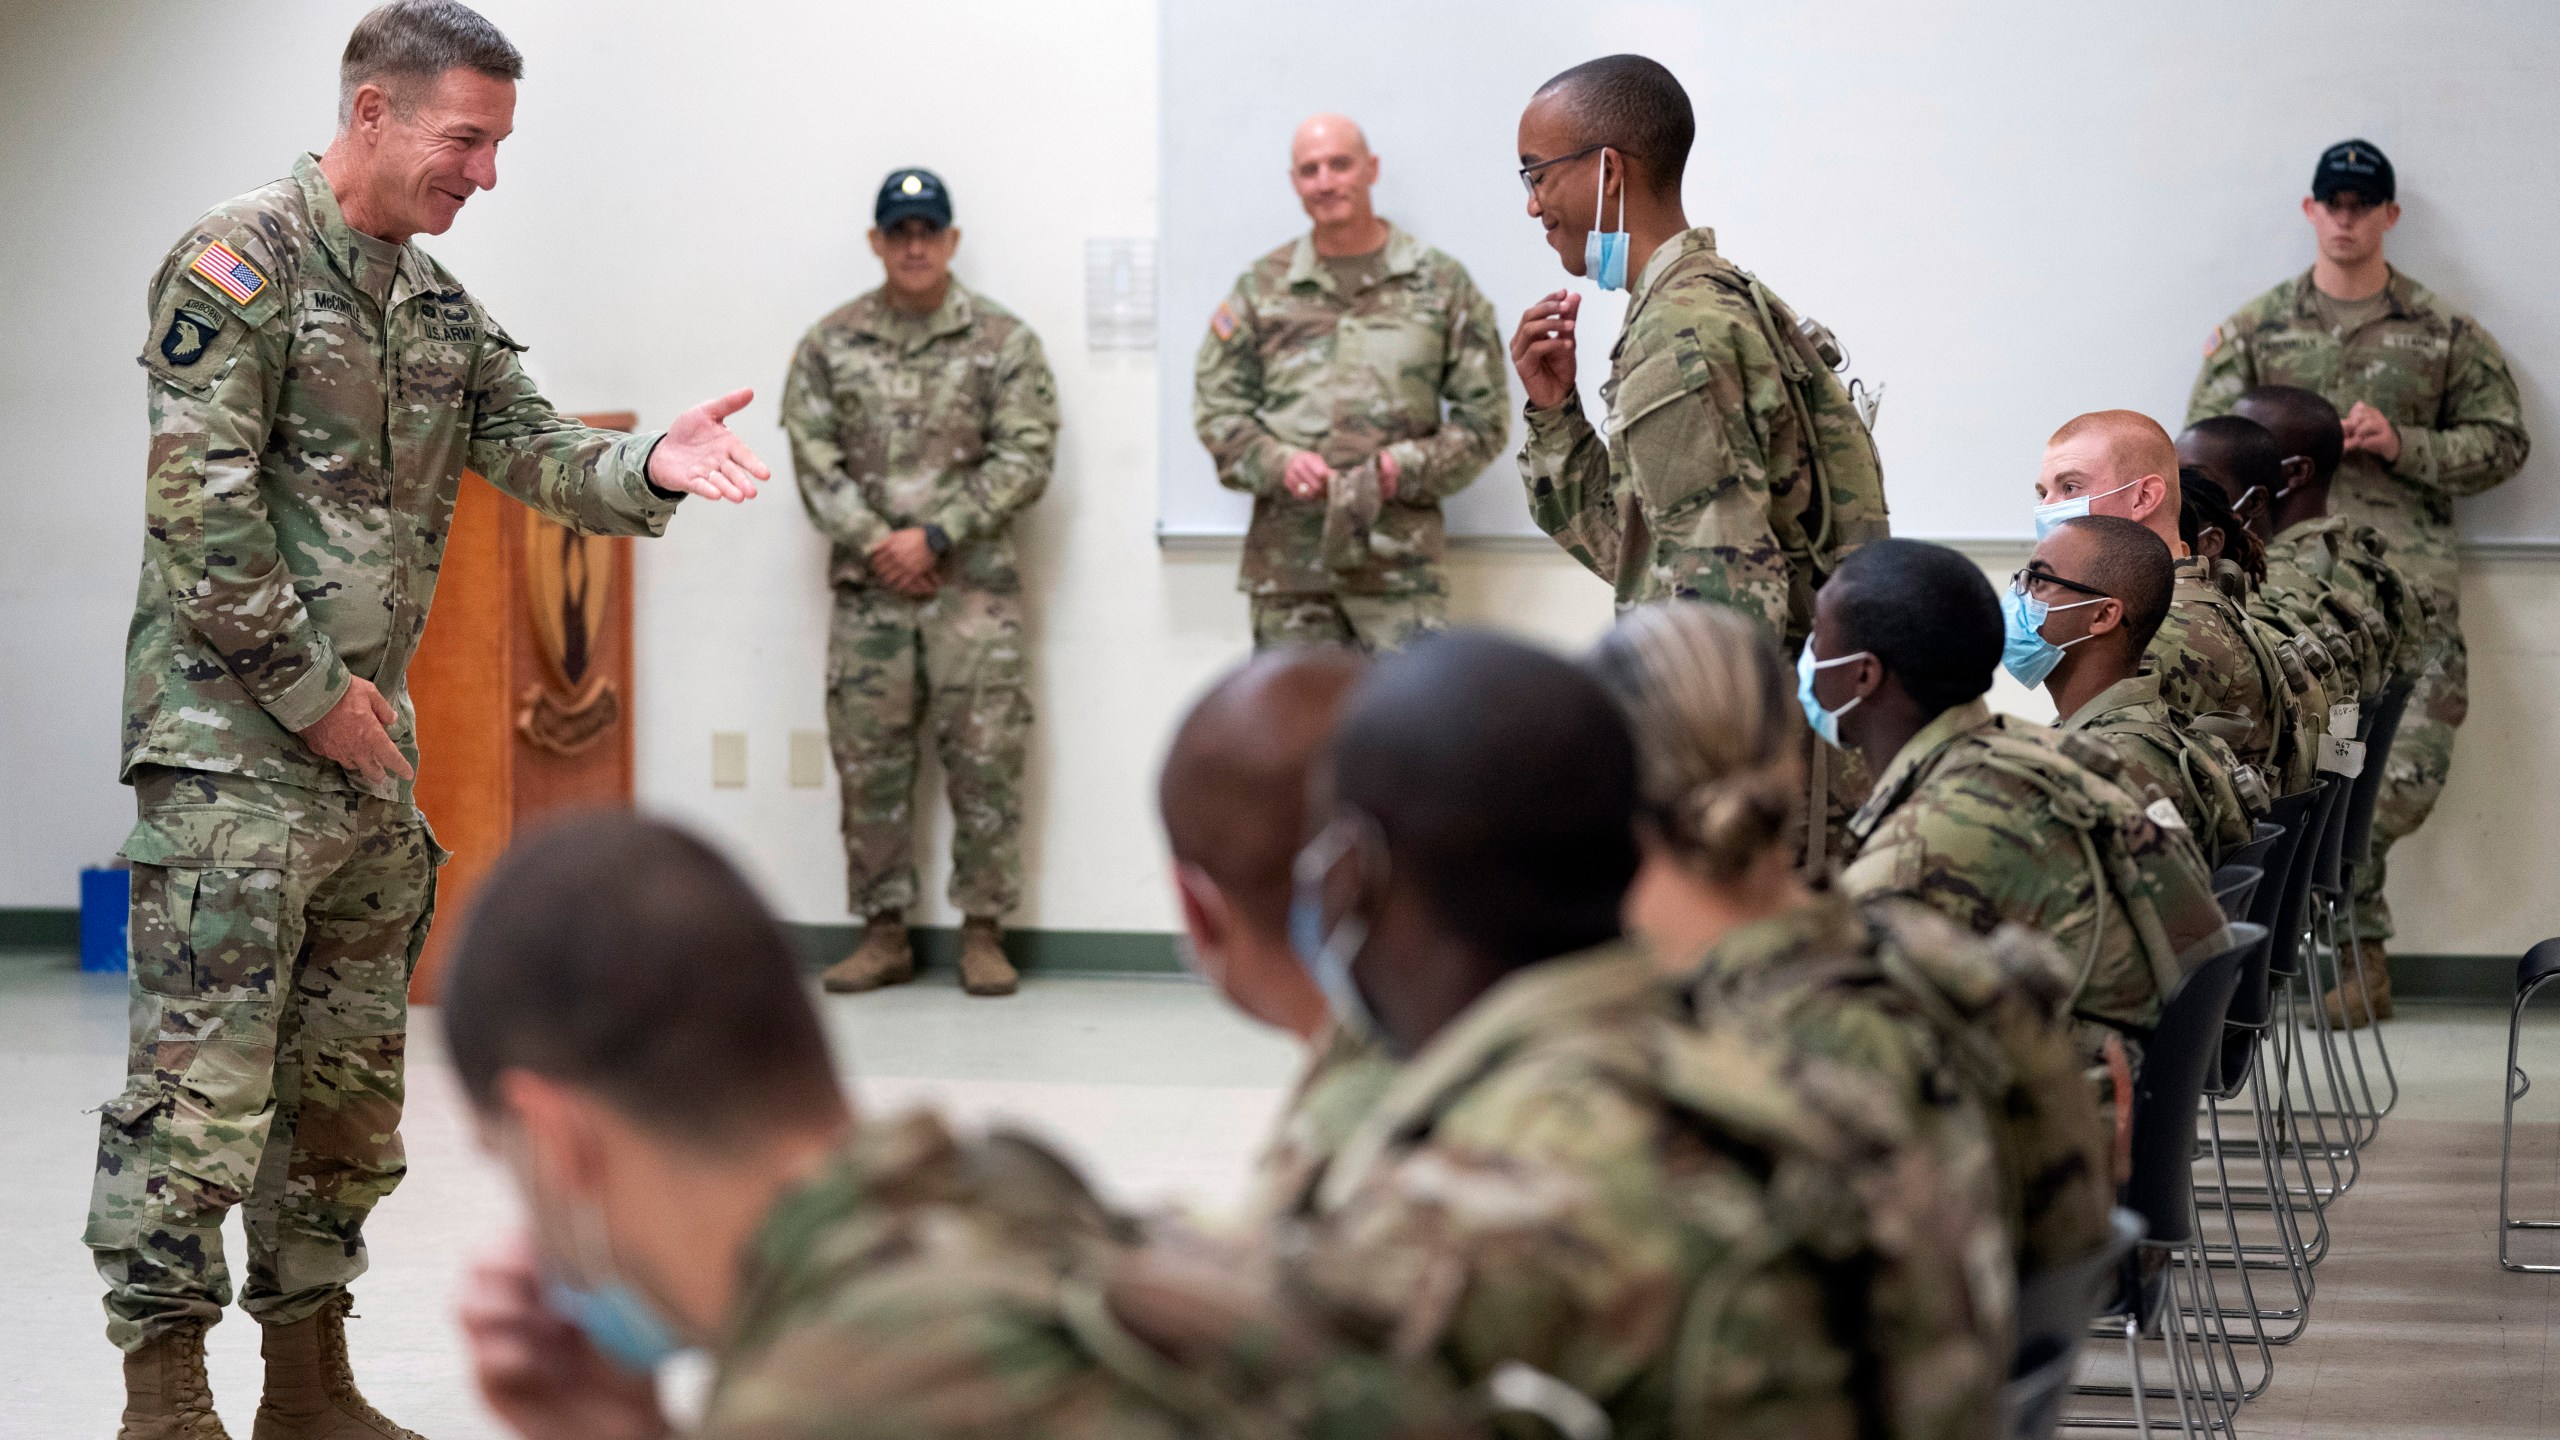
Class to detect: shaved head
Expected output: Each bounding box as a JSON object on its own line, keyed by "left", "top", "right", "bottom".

{"left": 1529, "top": 54, "right": 1693, "bottom": 197}
{"left": 1291, "top": 112, "right": 1370, "bottom": 163}
{"left": 2049, "top": 410, "right": 2180, "bottom": 485}
{"left": 1160, "top": 649, "right": 1371, "bottom": 937}
{"left": 2235, "top": 385, "right": 2344, "bottom": 485}
{"left": 2039, "top": 408, "right": 2184, "bottom": 550}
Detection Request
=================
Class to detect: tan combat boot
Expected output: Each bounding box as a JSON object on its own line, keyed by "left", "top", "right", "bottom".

{"left": 958, "top": 916, "right": 1018, "bottom": 997}
{"left": 2323, "top": 941, "right": 2394, "bottom": 1029}
{"left": 250, "top": 1295, "right": 422, "bottom": 1440}
{"left": 119, "top": 1318, "right": 233, "bottom": 1440}
{"left": 822, "top": 911, "right": 914, "bottom": 993}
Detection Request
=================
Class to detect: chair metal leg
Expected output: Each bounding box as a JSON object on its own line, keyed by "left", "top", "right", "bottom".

{"left": 2315, "top": 893, "right": 2385, "bottom": 1143}
{"left": 2336, "top": 860, "right": 2401, "bottom": 1117}
{"left": 2500, "top": 975, "right": 2560, "bottom": 1273}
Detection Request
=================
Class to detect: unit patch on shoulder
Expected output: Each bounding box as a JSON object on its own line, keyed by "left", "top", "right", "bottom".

{"left": 189, "top": 239, "right": 269, "bottom": 305}
{"left": 2203, "top": 324, "right": 2224, "bottom": 358}
{"left": 1210, "top": 301, "right": 1238, "bottom": 341}
{"left": 159, "top": 302, "right": 225, "bottom": 367}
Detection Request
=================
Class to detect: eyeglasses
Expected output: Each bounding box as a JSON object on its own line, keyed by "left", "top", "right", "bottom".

{"left": 1517, "top": 145, "right": 1608, "bottom": 196}
{"left": 2010, "top": 566, "right": 2112, "bottom": 601}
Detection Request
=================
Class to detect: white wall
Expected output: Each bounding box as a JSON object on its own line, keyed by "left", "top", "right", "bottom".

{"left": 0, "top": 2, "right": 2549, "bottom": 957}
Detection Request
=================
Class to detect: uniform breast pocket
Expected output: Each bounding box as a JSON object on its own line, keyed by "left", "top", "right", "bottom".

{"left": 119, "top": 807, "right": 294, "bottom": 1001}
{"left": 1352, "top": 320, "right": 1438, "bottom": 408}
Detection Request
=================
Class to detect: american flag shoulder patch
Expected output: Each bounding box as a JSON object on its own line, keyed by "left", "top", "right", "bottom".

{"left": 1210, "top": 301, "right": 1238, "bottom": 341}
{"left": 189, "top": 240, "right": 269, "bottom": 305}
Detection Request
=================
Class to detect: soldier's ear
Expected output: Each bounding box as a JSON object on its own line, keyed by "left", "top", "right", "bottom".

{"left": 944, "top": 227, "right": 963, "bottom": 257}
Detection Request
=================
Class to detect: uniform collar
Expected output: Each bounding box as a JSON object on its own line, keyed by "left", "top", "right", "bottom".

{"left": 1852, "top": 697, "right": 1995, "bottom": 839}
{"left": 856, "top": 281, "right": 977, "bottom": 349}
{"left": 2288, "top": 264, "right": 2419, "bottom": 324}
{"left": 1631, "top": 226, "right": 1717, "bottom": 306}
{"left": 722, "top": 1110, "right": 961, "bottom": 1359}
{"left": 1675, "top": 890, "right": 1864, "bottom": 996}
{"left": 294, "top": 153, "right": 443, "bottom": 311}
{"left": 2057, "top": 672, "right": 2164, "bottom": 732}
{"left": 1315, "top": 943, "right": 1661, "bottom": 1209}
{"left": 1285, "top": 221, "right": 1422, "bottom": 295}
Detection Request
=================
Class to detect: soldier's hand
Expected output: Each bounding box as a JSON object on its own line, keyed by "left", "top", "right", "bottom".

{"left": 2342, "top": 402, "right": 2402, "bottom": 464}
{"left": 1510, "top": 291, "right": 1580, "bottom": 411}
{"left": 1377, "top": 448, "right": 1401, "bottom": 502}
{"left": 647, "top": 388, "right": 771, "bottom": 503}
{"left": 1282, "top": 450, "right": 1333, "bottom": 502}
{"left": 460, "top": 1232, "right": 671, "bottom": 1440}
{"left": 298, "top": 676, "right": 415, "bottom": 787}
{"left": 868, "top": 528, "right": 941, "bottom": 596}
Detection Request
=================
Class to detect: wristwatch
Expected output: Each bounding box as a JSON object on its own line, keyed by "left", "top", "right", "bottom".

{"left": 923, "top": 523, "right": 952, "bottom": 556}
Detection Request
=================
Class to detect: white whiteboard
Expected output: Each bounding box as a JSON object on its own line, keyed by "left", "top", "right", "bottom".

{"left": 1158, "top": 0, "right": 2557, "bottom": 544}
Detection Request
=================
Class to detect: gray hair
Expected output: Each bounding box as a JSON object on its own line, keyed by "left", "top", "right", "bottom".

{"left": 338, "top": 1, "right": 523, "bottom": 128}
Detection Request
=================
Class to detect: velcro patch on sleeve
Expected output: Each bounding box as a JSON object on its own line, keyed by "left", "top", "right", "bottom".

{"left": 1210, "top": 301, "right": 1238, "bottom": 341}
{"left": 189, "top": 240, "right": 269, "bottom": 306}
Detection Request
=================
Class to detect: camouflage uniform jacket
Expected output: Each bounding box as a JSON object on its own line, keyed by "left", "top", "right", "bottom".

{"left": 1518, "top": 228, "right": 1889, "bottom": 649}
{"left": 1675, "top": 892, "right": 2112, "bottom": 1281}
{"left": 2146, "top": 557, "right": 2305, "bottom": 787}
{"left": 2258, "top": 515, "right": 2426, "bottom": 703}
{"left": 125, "top": 154, "right": 679, "bottom": 802}
{"left": 706, "top": 1109, "right": 1469, "bottom": 1440}
{"left": 783, "top": 282, "right": 1058, "bottom": 593}
{"left": 1291, "top": 944, "right": 2004, "bottom": 1440}
{"left": 2188, "top": 267, "right": 2530, "bottom": 592}
{"left": 1238, "top": 1023, "right": 1400, "bottom": 1226}
{"left": 2057, "top": 672, "right": 2259, "bottom": 861}
{"left": 1192, "top": 223, "right": 1508, "bottom": 597}
{"left": 1839, "top": 700, "right": 2233, "bottom": 1069}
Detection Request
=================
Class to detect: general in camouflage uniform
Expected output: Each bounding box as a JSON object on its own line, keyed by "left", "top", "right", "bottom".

{"left": 1840, "top": 700, "right": 2233, "bottom": 1078}
{"left": 1286, "top": 943, "right": 2006, "bottom": 1440}
{"left": 782, "top": 169, "right": 1057, "bottom": 993}
{"left": 1192, "top": 223, "right": 1508, "bottom": 651}
{"left": 1674, "top": 894, "right": 2114, "bottom": 1282}
{"left": 705, "top": 1109, "right": 1473, "bottom": 1440}
{"left": 2188, "top": 140, "right": 2531, "bottom": 948}
{"left": 1517, "top": 228, "right": 1889, "bottom": 654}
{"left": 88, "top": 143, "right": 712, "bottom": 1381}
{"left": 2058, "top": 672, "right": 2259, "bottom": 863}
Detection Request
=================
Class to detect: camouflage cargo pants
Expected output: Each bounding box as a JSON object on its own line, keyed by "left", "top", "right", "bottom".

{"left": 85, "top": 766, "right": 442, "bottom": 1351}
{"left": 1248, "top": 591, "right": 1447, "bottom": 654}
{"left": 2353, "top": 579, "right": 2466, "bottom": 942}
{"left": 827, "top": 581, "right": 1032, "bottom": 920}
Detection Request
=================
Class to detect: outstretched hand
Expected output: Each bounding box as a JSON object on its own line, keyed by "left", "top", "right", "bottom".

{"left": 1510, "top": 290, "right": 1580, "bottom": 412}
{"left": 647, "top": 389, "right": 770, "bottom": 502}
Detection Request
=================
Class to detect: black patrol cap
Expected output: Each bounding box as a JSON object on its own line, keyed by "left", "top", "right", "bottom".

{"left": 2311, "top": 139, "right": 2394, "bottom": 205}
{"left": 875, "top": 168, "right": 952, "bottom": 231}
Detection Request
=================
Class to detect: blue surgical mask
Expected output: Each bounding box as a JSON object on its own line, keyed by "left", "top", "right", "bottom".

{"left": 543, "top": 1277, "right": 682, "bottom": 1374}
{"left": 1583, "top": 149, "right": 1630, "bottom": 292}
{"left": 1289, "top": 819, "right": 1384, "bottom": 1047}
{"left": 1999, "top": 587, "right": 2105, "bottom": 689}
{"left": 1795, "top": 644, "right": 1872, "bottom": 748}
{"left": 2032, "top": 479, "right": 2140, "bottom": 539}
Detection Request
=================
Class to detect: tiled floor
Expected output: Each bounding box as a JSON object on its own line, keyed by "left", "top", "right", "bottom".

{"left": 3, "top": 948, "right": 2555, "bottom": 1437}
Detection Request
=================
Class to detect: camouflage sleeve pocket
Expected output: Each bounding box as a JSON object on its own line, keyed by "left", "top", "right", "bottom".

{"left": 138, "top": 283, "right": 254, "bottom": 397}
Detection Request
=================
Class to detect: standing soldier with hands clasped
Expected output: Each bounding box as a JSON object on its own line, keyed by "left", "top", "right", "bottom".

{"left": 2189, "top": 139, "right": 2532, "bottom": 1024}
{"left": 87, "top": 5, "right": 769, "bottom": 1437}
{"left": 1194, "top": 113, "right": 1510, "bottom": 652}
{"left": 783, "top": 167, "right": 1059, "bottom": 999}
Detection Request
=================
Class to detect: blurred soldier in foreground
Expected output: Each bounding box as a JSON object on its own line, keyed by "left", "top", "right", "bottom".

{"left": 2189, "top": 139, "right": 2531, "bottom": 1015}
{"left": 449, "top": 814, "right": 1475, "bottom": 1440}
{"left": 1157, "top": 649, "right": 1397, "bottom": 1220}
{"left": 1194, "top": 114, "right": 1508, "bottom": 652}
{"left": 89, "top": 5, "right": 766, "bottom": 1435}
{"left": 783, "top": 166, "right": 1058, "bottom": 998}
{"left": 1283, "top": 631, "right": 2003, "bottom": 1440}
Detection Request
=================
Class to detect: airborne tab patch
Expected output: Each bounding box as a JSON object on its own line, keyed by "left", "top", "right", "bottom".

{"left": 189, "top": 240, "right": 268, "bottom": 305}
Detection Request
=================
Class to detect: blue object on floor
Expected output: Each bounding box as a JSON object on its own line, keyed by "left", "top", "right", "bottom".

{"left": 80, "top": 868, "right": 130, "bottom": 974}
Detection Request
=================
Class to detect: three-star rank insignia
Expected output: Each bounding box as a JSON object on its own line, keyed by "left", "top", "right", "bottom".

{"left": 160, "top": 302, "right": 224, "bottom": 367}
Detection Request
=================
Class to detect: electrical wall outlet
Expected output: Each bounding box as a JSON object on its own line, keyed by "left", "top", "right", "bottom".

{"left": 711, "top": 731, "right": 748, "bottom": 789}
{"left": 789, "top": 730, "right": 828, "bottom": 789}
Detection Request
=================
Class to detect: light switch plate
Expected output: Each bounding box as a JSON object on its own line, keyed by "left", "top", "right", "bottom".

{"left": 711, "top": 731, "right": 748, "bottom": 789}
{"left": 789, "top": 730, "right": 828, "bottom": 789}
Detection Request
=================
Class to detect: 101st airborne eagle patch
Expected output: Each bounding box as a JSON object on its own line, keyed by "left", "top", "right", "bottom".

{"left": 160, "top": 302, "right": 224, "bottom": 367}
{"left": 1210, "top": 301, "right": 1238, "bottom": 341}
